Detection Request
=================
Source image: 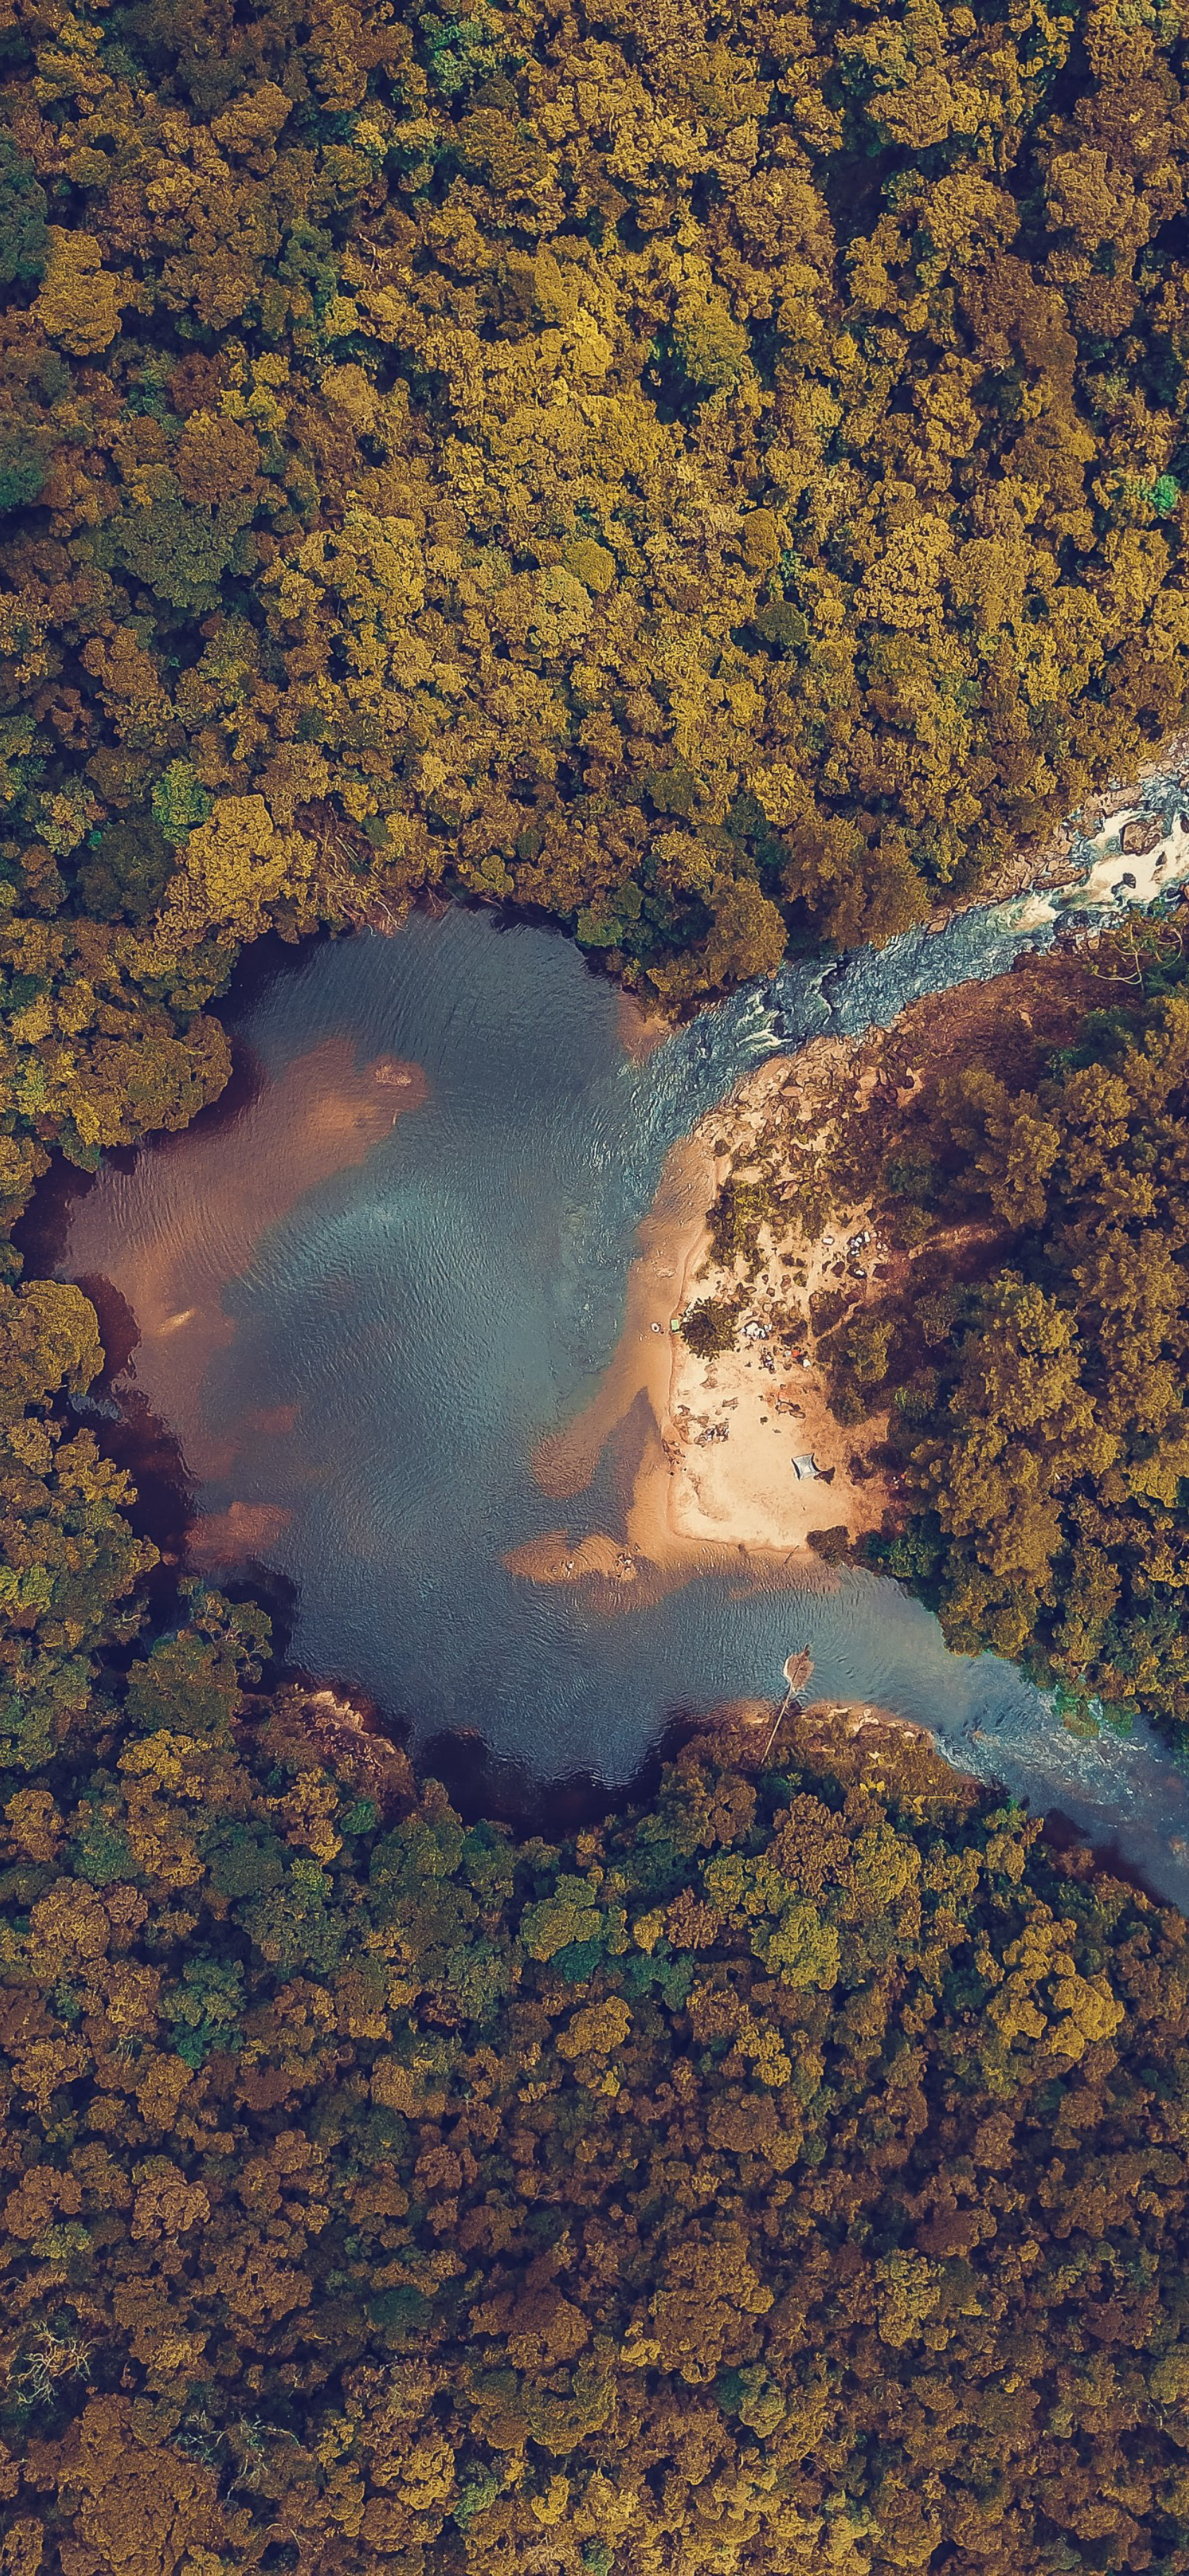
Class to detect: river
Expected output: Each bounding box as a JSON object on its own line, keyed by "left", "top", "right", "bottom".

{"left": 54, "top": 770, "right": 1189, "bottom": 1903}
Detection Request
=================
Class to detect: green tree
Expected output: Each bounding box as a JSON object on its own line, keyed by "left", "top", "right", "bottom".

{"left": 0, "top": 137, "right": 47, "bottom": 288}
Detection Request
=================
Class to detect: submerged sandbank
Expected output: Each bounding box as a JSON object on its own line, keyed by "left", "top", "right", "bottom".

{"left": 63, "top": 1039, "right": 428, "bottom": 1495}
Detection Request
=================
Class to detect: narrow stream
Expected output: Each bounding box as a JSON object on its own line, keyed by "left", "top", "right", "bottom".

{"left": 56, "top": 772, "right": 1189, "bottom": 1903}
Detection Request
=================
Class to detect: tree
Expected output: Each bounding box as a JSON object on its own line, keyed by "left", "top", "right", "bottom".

{"left": 0, "top": 139, "right": 47, "bottom": 289}
{"left": 34, "top": 232, "right": 120, "bottom": 354}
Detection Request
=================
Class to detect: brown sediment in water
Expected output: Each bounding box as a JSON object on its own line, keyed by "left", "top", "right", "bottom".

{"left": 60, "top": 1038, "right": 428, "bottom": 1483}
{"left": 616, "top": 989, "right": 675, "bottom": 1062}
{"left": 504, "top": 1530, "right": 642, "bottom": 1584}
{"left": 189, "top": 1499, "right": 296, "bottom": 1567}
{"left": 244, "top": 1402, "right": 301, "bottom": 1440}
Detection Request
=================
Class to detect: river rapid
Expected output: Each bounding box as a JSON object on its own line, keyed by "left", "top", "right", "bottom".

{"left": 56, "top": 770, "right": 1189, "bottom": 1903}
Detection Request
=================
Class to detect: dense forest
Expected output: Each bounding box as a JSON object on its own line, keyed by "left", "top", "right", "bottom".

{"left": 6, "top": 0, "right": 1189, "bottom": 2567}
{"left": 3, "top": 0, "right": 1189, "bottom": 1047}
{"left": 883, "top": 969, "right": 1189, "bottom": 1734}
{"left": 4, "top": 1653, "right": 1189, "bottom": 2576}
{"left": 791, "top": 939, "right": 1189, "bottom": 1740}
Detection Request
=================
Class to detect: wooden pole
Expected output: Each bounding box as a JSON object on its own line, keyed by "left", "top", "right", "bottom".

{"left": 760, "top": 1693, "right": 792, "bottom": 1764}
{"left": 760, "top": 1652, "right": 814, "bottom": 1762}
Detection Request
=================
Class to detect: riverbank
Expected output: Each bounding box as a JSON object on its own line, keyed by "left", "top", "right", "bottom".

{"left": 516, "top": 764, "right": 1189, "bottom": 1600}
{"left": 622, "top": 1045, "right": 896, "bottom": 1572}
{"left": 947, "top": 730, "right": 1189, "bottom": 914}
{"left": 518, "top": 940, "right": 1108, "bottom": 1597}
{"left": 519, "top": 1041, "right": 891, "bottom": 1592}
{"left": 44, "top": 851, "right": 1189, "bottom": 1908}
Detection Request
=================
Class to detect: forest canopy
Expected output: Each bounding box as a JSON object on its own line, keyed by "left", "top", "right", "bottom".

{"left": 5, "top": 5, "right": 1189, "bottom": 2571}
{"left": 883, "top": 970, "right": 1189, "bottom": 1732}
{"left": 0, "top": 0, "right": 1188, "bottom": 1039}
{"left": 760, "top": 940, "right": 1189, "bottom": 1741}
{"left": 0, "top": 1669, "right": 1188, "bottom": 2576}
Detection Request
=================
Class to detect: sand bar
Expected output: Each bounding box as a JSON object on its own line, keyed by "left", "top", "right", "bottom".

{"left": 513, "top": 1052, "right": 892, "bottom": 1598}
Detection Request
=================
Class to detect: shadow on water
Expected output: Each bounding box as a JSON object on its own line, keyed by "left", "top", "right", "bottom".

{"left": 13, "top": 1035, "right": 271, "bottom": 1284}
{"left": 1040, "top": 1808, "right": 1159, "bottom": 1901}
{"left": 54, "top": 1271, "right": 197, "bottom": 1617}
{"left": 416, "top": 1704, "right": 721, "bottom": 1834}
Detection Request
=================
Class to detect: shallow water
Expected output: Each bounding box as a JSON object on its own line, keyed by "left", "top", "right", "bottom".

{"left": 58, "top": 884, "right": 1189, "bottom": 1905}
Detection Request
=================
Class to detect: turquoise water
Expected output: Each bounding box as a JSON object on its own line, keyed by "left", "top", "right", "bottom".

{"left": 60, "top": 899, "right": 1189, "bottom": 1903}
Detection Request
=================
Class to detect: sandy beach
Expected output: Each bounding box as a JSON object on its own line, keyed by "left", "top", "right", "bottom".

{"left": 511, "top": 938, "right": 1115, "bottom": 1605}
{"left": 512, "top": 1047, "right": 894, "bottom": 1600}
{"left": 626, "top": 1045, "right": 893, "bottom": 1573}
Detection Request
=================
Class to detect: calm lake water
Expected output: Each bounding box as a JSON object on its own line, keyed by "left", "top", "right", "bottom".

{"left": 58, "top": 900, "right": 1189, "bottom": 1904}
